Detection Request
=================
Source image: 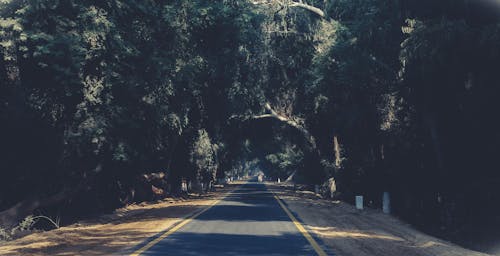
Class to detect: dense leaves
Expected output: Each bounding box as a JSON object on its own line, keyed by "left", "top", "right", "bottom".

{"left": 1, "top": 0, "right": 500, "bottom": 248}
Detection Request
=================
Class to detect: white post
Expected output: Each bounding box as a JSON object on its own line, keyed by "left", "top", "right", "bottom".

{"left": 383, "top": 192, "right": 391, "bottom": 214}
{"left": 181, "top": 180, "right": 187, "bottom": 192}
{"left": 356, "top": 196, "right": 364, "bottom": 210}
{"left": 277, "top": 178, "right": 281, "bottom": 183}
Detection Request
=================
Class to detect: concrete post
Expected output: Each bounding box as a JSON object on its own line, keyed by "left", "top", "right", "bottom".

{"left": 356, "top": 196, "right": 364, "bottom": 210}
{"left": 383, "top": 192, "right": 391, "bottom": 214}
{"left": 181, "top": 180, "right": 187, "bottom": 192}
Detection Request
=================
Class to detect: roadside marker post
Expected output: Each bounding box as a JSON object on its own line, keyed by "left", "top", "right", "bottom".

{"left": 383, "top": 192, "right": 390, "bottom": 214}
{"left": 355, "top": 196, "right": 363, "bottom": 210}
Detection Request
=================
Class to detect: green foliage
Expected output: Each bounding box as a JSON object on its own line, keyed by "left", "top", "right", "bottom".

{"left": 190, "top": 129, "right": 218, "bottom": 183}
{"left": 265, "top": 143, "right": 304, "bottom": 179}
{"left": 1, "top": 0, "right": 500, "bottom": 239}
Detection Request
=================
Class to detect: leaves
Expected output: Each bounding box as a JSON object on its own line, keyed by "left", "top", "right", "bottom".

{"left": 1, "top": 0, "right": 499, "bottom": 235}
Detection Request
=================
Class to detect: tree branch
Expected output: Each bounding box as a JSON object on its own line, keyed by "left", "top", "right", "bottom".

{"left": 234, "top": 103, "right": 317, "bottom": 149}
{"left": 251, "top": 0, "right": 325, "bottom": 18}
{"left": 288, "top": 1, "right": 325, "bottom": 18}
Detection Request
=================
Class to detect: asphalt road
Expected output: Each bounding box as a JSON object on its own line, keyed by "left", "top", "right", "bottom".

{"left": 134, "top": 181, "right": 330, "bottom": 256}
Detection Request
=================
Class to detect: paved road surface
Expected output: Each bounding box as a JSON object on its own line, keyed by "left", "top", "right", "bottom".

{"left": 133, "top": 181, "right": 330, "bottom": 256}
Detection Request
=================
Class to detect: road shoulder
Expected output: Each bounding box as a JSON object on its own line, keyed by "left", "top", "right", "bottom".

{"left": 268, "top": 183, "right": 491, "bottom": 256}
{"left": 0, "top": 186, "right": 235, "bottom": 256}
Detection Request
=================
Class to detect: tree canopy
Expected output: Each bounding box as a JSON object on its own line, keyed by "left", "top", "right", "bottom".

{"left": 1, "top": 0, "right": 500, "bottom": 246}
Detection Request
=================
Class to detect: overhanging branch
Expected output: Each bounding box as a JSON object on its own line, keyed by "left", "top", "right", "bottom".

{"left": 231, "top": 103, "right": 317, "bottom": 150}
{"left": 251, "top": 0, "right": 325, "bottom": 18}
{"left": 288, "top": 1, "right": 325, "bottom": 18}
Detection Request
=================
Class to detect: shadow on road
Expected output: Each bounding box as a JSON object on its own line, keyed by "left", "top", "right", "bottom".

{"left": 142, "top": 232, "right": 315, "bottom": 256}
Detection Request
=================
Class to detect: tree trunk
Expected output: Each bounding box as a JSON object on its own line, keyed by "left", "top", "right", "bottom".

{"left": 333, "top": 135, "right": 341, "bottom": 168}
{"left": 425, "top": 114, "right": 445, "bottom": 171}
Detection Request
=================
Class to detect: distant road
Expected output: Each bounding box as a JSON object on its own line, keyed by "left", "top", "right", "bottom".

{"left": 130, "top": 181, "right": 330, "bottom": 256}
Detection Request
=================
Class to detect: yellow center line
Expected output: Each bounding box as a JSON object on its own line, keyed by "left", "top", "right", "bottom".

{"left": 131, "top": 182, "right": 327, "bottom": 256}
{"left": 130, "top": 185, "right": 239, "bottom": 256}
{"left": 272, "top": 191, "right": 328, "bottom": 256}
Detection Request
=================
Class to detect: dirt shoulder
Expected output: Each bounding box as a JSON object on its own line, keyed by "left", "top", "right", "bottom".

{"left": 0, "top": 184, "right": 236, "bottom": 256}
{"left": 268, "top": 183, "right": 491, "bottom": 256}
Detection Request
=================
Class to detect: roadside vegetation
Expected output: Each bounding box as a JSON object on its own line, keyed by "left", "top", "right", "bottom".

{"left": 1, "top": 0, "right": 500, "bottom": 252}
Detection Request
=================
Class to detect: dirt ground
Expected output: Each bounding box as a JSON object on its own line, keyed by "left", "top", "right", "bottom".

{"left": 0, "top": 181, "right": 493, "bottom": 256}
{"left": 269, "top": 183, "right": 492, "bottom": 256}
{"left": 0, "top": 185, "right": 234, "bottom": 256}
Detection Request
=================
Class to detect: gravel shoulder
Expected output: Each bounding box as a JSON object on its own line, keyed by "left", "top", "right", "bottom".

{"left": 0, "top": 185, "right": 236, "bottom": 256}
{"left": 268, "top": 183, "right": 491, "bottom": 256}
